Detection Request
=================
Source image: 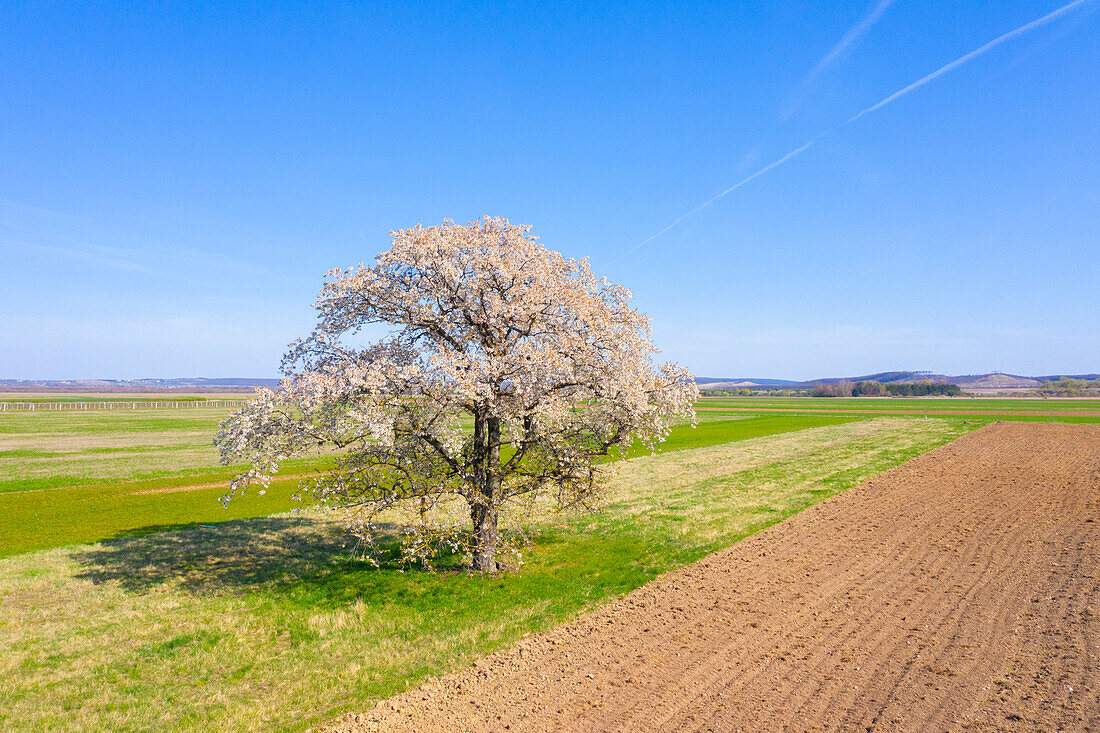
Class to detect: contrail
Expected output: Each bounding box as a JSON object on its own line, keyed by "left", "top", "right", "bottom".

{"left": 847, "top": 0, "right": 1090, "bottom": 124}
{"left": 607, "top": 135, "right": 824, "bottom": 266}
{"left": 782, "top": 0, "right": 896, "bottom": 119}
{"left": 808, "top": 0, "right": 896, "bottom": 83}
{"left": 619, "top": 0, "right": 1091, "bottom": 264}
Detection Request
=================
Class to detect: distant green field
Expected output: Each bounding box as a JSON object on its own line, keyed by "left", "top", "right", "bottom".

{"left": 0, "top": 407, "right": 249, "bottom": 493}
{"left": 697, "top": 396, "right": 1100, "bottom": 420}
{"left": 0, "top": 392, "right": 248, "bottom": 404}
{"left": 0, "top": 408, "right": 861, "bottom": 557}
{"left": 1, "top": 396, "right": 208, "bottom": 404}
{"left": 613, "top": 413, "right": 862, "bottom": 458}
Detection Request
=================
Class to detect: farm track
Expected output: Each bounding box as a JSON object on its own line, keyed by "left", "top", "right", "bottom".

{"left": 332, "top": 422, "right": 1100, "bottom": 732}
{"left": 695, "top": 406, "right": 1100, "bottom": 417}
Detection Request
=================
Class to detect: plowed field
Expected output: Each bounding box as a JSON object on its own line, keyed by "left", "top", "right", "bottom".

{"left": 332, "top": 422, "right": 1100, "bottom": 732}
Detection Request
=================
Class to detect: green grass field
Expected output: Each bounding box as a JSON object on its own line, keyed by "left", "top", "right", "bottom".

{"left": 0, "top": 408, "right": 858, "bottom": 557}
{"left": 1, "top": 407, "right": 253, "bottom": 494}
{"left": 0, "top": 417, "right": 972, "bottom": 731}
{"left": 3, "top": 395, "right": 1092, "bottom": 560}
{"left": 697, "top": 395, "right": 1100, "bottom": 420}
{"left": 1, "top": 397, "right": 1077, "bottom": 730}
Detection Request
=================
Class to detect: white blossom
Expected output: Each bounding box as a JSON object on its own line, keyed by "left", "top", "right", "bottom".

{"left": 215, "top": 217, "right": 697, "bottom": 571}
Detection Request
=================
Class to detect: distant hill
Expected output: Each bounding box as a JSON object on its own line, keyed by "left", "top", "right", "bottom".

{"left": 948, "top": 374, "right": 1039, "bottom": 389}
{"left": 695, "top": 377, "right": 800, "bottom": 389}
{"left": 698, "top": 371, "right": 1095, "bottom": 390}
{"left": 3, "top": 371, "right": 1095, "bottom": 394}
{"left": 815, "top": 372, "right": 1041, "bottom": 389}
{"left": 802, "top": 371, "right": 948, "bottom": 386}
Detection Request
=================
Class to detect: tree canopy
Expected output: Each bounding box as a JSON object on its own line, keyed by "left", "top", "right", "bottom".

{"left": 215, "top": 218, "right": 697, "bottom": 571}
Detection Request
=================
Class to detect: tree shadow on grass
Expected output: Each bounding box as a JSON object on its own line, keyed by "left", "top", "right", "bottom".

{"left": 71, "top": 513, "right": 423, "bottom": 597}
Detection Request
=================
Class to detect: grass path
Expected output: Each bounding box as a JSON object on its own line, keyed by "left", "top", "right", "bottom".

{"left": 0, "top": 417, "right": 973, "bottom": 732}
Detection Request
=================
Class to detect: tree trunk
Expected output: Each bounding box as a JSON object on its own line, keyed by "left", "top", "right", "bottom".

{"left": 470, "top": 502, "right": 499, "bottom": 572}
{"left": 470, "top": 415, "right": 502, "bottom": 572}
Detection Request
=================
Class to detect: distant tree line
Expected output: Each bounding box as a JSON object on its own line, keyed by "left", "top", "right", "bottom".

{"left": 1035, "top": 377, "right": 1100, "bottom": 397}
{"left": 811, "top": 381, "right": 856, "bottom": 397}
{"left": 812, "top": 380, "right": 960, "bottom": 397}
{"left": 701, "top": 380, "right": 967, "bottom": 398}
{"left": 885, "top": 381, "right": 961, "bottom": 396}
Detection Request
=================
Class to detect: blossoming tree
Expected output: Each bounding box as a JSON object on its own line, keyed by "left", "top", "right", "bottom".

{"left": 215, "top": 217, "right": 697, "bottom": 572}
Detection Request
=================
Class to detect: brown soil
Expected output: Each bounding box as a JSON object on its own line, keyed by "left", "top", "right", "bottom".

{"left": 331, "top": 422, "right": 1100, "bottom": 732}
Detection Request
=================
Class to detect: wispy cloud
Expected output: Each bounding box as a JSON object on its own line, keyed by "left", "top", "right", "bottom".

{"left": 846, "top": 0, "right": 1090, "bottom": 124}
{"left": 2, "top": 200, "right": 314, "bottom": 289}
{"left": 782, "top": 0, "right": 897, "bottom": 120}
{"left": 735, "top": 145, "right": 762, "bottom": 174}
{"left": 0, "top": 198, "right": 85, "bottom": 221}
{"left": 807, "top": 0, "right": 897, "bottom": 85}
{"left": 0, "top": 200, "right": 159, "bottom": 274}
{"left": 1, "top": 237, "right": 163, "bottom": 274}
{"left": 617, "top": 0, "right": 1091, "bottom": 264}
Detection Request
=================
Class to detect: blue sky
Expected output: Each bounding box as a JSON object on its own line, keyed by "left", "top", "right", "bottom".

{"left": 2, "top": 1, "right": 1097, "bottom": 380}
